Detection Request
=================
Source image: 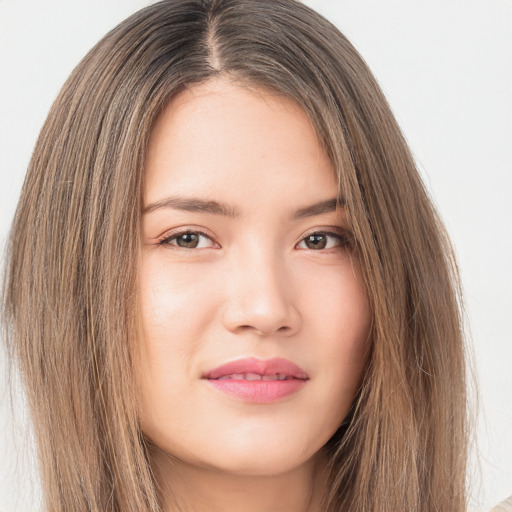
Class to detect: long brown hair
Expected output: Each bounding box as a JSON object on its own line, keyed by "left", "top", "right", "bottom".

{"left": 2, "top": 1, "right": 468, "bottom": 510}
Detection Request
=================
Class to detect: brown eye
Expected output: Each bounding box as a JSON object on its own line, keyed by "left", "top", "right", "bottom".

{"left": 297, "top": 231, "right": 352, "bottom": 251}
{"left": 304, "top": 234, "right": 327, "bottom": 250}
{"left": 158, "top": 231, "right": 216, "bottom": 249}
{"left": 175, "top": 233, "right": 200, "bottom": 248}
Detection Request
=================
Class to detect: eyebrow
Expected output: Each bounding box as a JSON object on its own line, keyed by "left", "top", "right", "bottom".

{"left": 291, "top": 197, "right": 343, "bottom": 219}
{"left": 142, "top": 195, "right": 344, "bottom": 219}
{"left": 143, "top": 196, "right": 240, "bottom": 217}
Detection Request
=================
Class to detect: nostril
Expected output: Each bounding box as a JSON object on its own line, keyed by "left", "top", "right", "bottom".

{"left": 221, "top": 298, "right": 302, "bottom": 337}
{"left": 238, "top": 324, "right": 293, "bottom": 336}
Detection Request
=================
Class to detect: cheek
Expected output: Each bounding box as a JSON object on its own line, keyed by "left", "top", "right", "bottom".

{"left": 305, "top": 256, "right": 371, "bottom": 345}
{"left": 135, "top": 258, "right": 216, "bottom": 429}
{"left": 304, "top": 260, "right": 371, "bottom": 412}
{"left": 138, "top": 256, "right": 219, "bottom": 355}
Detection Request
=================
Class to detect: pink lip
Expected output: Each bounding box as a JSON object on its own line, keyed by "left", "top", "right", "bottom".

{"left": 202, "top": 357, "right": 309, "bottom": 403}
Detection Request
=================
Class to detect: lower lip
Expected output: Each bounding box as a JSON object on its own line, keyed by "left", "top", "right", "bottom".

{"left": 205, "top": 378, "right": 307, "bottom": 403}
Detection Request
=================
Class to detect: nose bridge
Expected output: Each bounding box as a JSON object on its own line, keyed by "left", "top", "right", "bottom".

{"left": 222, "top": 239, "right": 300, "bottom": 336}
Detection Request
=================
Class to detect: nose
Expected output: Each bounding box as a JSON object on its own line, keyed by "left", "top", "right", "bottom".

{"left": 221, "top": 247, "right": 302, "bottom": 337}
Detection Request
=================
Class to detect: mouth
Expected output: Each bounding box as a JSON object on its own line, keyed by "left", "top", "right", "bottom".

{"left": 215, "top": 373, "right": 295, "bottom": 381}
{"left": 202, "top": 357, "right": 309, "bottom": 403}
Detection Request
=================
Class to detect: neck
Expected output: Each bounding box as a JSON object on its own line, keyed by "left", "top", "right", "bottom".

{"left": 150, "top": 447, "right": 330, "bottom": 512}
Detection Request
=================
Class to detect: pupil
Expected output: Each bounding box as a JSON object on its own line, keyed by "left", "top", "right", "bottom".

{"left": 177, "top": 233, "right": 199, "bottom": 248}
{"left": 306, "top": 234, "right": 326, "bottom": 250}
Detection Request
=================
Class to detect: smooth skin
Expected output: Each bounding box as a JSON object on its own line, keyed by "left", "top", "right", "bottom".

{"left": 137, "top": 77, "right": 371, "bottom": 512}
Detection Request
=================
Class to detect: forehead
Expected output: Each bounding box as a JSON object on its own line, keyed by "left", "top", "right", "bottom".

{"left": 143, "top": 78, "right": 338, "bottom": 212}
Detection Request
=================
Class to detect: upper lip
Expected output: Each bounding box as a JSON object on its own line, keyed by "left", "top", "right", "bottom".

{"left": 203, "top": 357, "right": 309, "bottom": 380}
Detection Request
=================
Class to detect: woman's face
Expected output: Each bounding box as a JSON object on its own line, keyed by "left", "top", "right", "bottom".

{"left": 138, "top": 78, "right": 371, "bottom": 476}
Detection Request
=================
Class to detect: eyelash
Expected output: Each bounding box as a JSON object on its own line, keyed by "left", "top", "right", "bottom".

{"left": 158, "top": 229, "right": 218, "bottom": 250}
{"left": 156, "top": 228, "right": 353, "bottom": 252}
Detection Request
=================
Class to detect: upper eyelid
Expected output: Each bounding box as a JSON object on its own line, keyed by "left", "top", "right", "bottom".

{"left": 298, "top": 226, "right": 352, "bottom": 242}
{"left": 157, "top": 226, "right": 216, "bottom": 242}
{"left": 300, "top": 225, "right": 350, "bottom": 237}
{"left": 296, "top": 230, "right": 352, "bottom": 247}
{"left": 158, "top": 225, "right": 349, "bottom": 238}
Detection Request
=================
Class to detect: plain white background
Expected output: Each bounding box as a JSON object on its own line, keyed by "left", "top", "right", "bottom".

{"left": 0, "top": 1, "right": 510, "bottom": 511}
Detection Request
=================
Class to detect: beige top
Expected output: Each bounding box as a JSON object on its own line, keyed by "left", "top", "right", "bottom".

{"left": 491, "top": 496, "right": 512, "bottom": 512}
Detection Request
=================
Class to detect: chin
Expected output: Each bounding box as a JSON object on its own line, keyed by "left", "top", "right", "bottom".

{"left": 201, "top": 453, "right": 312, "bottom": 477}
{"left": 194, "top": 434, "right": 321, "bottom": 476}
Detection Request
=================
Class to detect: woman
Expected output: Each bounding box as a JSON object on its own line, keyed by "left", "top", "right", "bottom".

{"left": 2, "top": 0, "right": 468, "bottom": 511}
